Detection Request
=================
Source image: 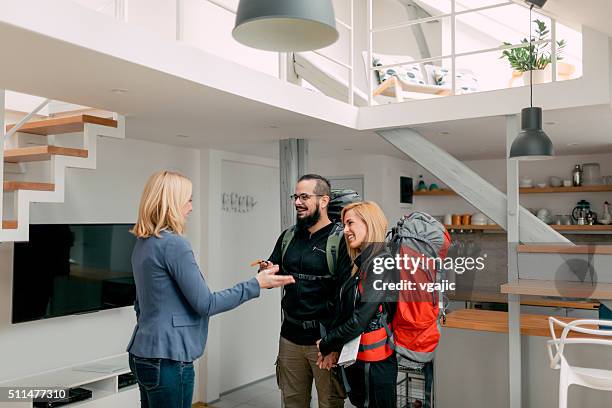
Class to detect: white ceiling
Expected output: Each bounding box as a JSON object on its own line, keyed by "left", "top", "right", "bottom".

{"left": 1, "top": 1, "right": 611, "bottom": 163}
{"left": 529, "top": 0, "right": 612, "bottom": 36}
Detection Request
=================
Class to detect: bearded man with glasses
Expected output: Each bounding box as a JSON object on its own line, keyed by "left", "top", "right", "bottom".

{"left": 258, "top": 174, "right": 351, "bottom": 408}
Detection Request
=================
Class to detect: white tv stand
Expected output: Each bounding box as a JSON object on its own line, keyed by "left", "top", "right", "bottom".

{"left": 0, "top": 354, "right": 139, "bottom": 407}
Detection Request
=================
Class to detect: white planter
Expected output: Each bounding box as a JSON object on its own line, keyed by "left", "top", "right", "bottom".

{"left": 522, "top": 66, "right": 552, "bottom": 85}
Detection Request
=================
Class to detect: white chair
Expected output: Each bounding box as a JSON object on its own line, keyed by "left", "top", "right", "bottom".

{"left": 547, "top": 317, "right": 612, "bottom": 408}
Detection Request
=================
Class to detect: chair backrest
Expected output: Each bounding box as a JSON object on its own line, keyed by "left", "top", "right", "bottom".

{"left": 547, "top": 317, "right": 612, "bottom": 369}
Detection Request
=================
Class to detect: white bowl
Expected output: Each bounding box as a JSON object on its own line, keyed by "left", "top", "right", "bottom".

{"left": 563, "top": 180, "right": 573, "bottom": 187}
{"left": 536, "top": 183, "right": 547, "bottom": 188}
{"left": 472, "top": 213, "right": 487, "bottom": 225}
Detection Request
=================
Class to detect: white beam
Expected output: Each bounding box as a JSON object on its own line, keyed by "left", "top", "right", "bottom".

{"left": 376, "top": 127, "right": 570, "bottom": 244}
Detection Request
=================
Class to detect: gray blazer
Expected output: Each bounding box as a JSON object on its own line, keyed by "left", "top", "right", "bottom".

{"left": 127, "top": 230, "right": 260, "bottom": 362}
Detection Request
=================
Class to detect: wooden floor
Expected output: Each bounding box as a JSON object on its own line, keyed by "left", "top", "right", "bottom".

{"left": 193, "top": 403, "right": 214, "bottom": 408}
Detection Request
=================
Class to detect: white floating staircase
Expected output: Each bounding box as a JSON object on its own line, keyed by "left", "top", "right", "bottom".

{"left": 0, "top": 113, "right": 125, "bottom": 242}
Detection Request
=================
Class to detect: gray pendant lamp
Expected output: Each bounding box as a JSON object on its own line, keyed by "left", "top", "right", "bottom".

{"left": 509, "top": 3, "right": 554, "bottom": 160}
{"left": 232, "top": 0, "right": 339, "bottom": 52}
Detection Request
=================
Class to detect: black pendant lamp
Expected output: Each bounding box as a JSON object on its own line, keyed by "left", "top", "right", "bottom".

{"left": 509, "top": 3, "right": 554, "bottom": 160}
{"left": 232, "top": 0, "right": 339, "bottom": 52}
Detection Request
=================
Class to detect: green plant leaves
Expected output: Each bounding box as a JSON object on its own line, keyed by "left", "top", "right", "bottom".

{"left": 499, "top": 19, "right": 566, "bottom": 72}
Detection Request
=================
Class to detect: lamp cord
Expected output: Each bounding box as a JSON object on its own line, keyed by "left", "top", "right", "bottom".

{"left": 529, "top": 4, "right": 533, "bottom": 107}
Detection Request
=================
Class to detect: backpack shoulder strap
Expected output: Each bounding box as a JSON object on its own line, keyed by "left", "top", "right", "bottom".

{"left": 281, "top": 226, "right": 296, "bottom": 263}
{"left": 326, "top": 222, "right": 344, "bottom": 277}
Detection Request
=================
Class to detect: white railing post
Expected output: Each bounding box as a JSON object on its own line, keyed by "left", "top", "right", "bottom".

{"left": 176, "top": 0, "right": 183, "bottom": 41}
{"left": 348, "top": 0, "right": 354, "bottom": 106}
{"left": 367, "top": 0, "right": 373, "bottom": 106}
{"left": 451, "top": 0, "right": 456, "bottom": 96}
{"left": 114, "top": 0, "right": 128, "bottom": 22}
{"left": 551, "top": 18, "right": 557, "bottom": 82}
{"left": 0, "top": 90, "right": 5, "bottom": 227}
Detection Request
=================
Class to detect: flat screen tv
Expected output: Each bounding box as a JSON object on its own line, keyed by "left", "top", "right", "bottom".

{"left": 12, "top": 224, "right": 137, "bottom": 323}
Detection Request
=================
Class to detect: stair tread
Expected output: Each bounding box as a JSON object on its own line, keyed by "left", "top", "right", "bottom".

{"left": 2, "top": 220, "right": 17, "bottom": 229}
{"left": 5, "top": 114, "right": 117, "bottom": 135}
{"left": 4, "top": 146, "right": 88, "bottom": 163}
{"left": 3, "top": 181, "right": 55, "bottom": 192}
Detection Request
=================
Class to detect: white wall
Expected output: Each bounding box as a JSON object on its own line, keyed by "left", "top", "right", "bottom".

{"left": 312, "top": 149, "right": 612, "bottom": 226}
{"left": 310, "top": 150, "right": 414, "bottom": 225}
{"left": 0, "top": 136, "right": 201, "bottom": 382}
{"left": 203, "top": 150, "right": 281, "bottom": 401}
{"left": 413, "top": 152, "right": 612, "bottom": 219}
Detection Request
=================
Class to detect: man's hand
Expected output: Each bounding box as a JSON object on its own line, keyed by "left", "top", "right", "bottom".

{"left": 317, "top": 352, "right": 339, "bottom": 370}
{"left": 256, "top": 264, "right": 294, "bottom": 289}
{"left": 258, "top": 260, "right": 273, "bottom": 272}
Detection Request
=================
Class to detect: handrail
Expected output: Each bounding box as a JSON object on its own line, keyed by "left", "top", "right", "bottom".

{"left": 366, "top": 0, "right": 561, "bottom": 105}
{"left": 4, "top": 98, "right": 51, "bottom": 140}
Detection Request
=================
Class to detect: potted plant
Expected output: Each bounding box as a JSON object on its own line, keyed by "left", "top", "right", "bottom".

{"left": 500, "top": 19, "right": 567, "bottom": 85}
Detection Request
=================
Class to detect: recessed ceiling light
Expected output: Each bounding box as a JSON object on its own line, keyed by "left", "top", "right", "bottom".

{"left": 268, "top": 125, "right": 279, "bottom": 129}
{"left": 176, "top": 134, "right": 190, "bottom": 138}
{"left": 545, "top": 121, "right": 556, "bottom": 125}
{"left": 566, "top": 142, "right": 580, "bottom": 147}
{"left": 439, "top": 131, "right": 451, "bottom": 135}
{"left": 110, "top": 88, "right": 128, "bottom": 94}
{"left": 343, "top": 148, "right": 353, "bottom": 151}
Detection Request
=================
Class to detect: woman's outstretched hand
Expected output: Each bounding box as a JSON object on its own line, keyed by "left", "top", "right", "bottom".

{"left": 256, "top": 265, "right": 295, "bottom": 289}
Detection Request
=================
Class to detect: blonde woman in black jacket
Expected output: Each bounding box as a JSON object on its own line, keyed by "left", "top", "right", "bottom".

{"left": 316, "top": 201, "right": 397, "bottom": 408}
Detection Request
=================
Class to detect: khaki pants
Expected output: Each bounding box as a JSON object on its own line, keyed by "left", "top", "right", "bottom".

{"left": 276, "top": 336, "right": 346, "bottom": 408}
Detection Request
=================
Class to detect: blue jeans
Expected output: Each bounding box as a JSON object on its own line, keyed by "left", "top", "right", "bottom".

{"left": 129, "top": 354, "right": 195, "bottom": 408}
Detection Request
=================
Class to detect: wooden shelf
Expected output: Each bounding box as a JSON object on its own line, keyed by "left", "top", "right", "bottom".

{"left": 520, "top": 185, "right": 612, "bottom": 194}
{"left": 4, "top": 146, "right": 88, "bottom": 163}
{"left": 413, "top": 189, "right": 456, "bottom": 196}
{"left": 414, "top": 185, "right": 612, "bottom": 196}
{"left": 443, "top": 309, "right": 600, "bottom": 337}
{"left": 3, "top": 181, "right": 55, "bottom": 192}
{"left": 450, "top": 290, "right": 599, "bottom": 310}
{"left": 5, "top": 114, "right": 117, "bottom": 135}
{"left": 517, "top": 244, "right": 612, "bottom": 254}
{"left": 445, "top": 224, "right": 501, "bottom": 230}
{"left": 445, "top": 224, "right": 612, "bottom": 233}
{"left": 501, "top": 279, "right": 612, "bottom": 300}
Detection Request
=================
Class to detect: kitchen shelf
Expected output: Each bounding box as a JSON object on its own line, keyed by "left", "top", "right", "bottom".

{"left": 444, "top": 224, "right": 612, "bottom": 233}
{"left": 449, "top": 290, "right": 599, "bottom": 310}
{"left": 444, "top": 224, "right": 501, "bottom": 230}
{"left": 501, "top": 279, "right": 612, "bottom": 300}
{"left": 442, "top": 309, "right": 602, "bottom": 337}
{"left": 414, "top": 185, "right": 612, "bottom": 196}
{"left": 519, "top": 185, "right": 612, "bottom": 194}
{"left": 413, "top": 189, "right": 456, "bottom": 196}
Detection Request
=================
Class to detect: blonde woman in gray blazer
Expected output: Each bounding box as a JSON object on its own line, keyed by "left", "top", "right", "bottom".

{"left": 127, "top": 170, "right": 294, "bottom": 408}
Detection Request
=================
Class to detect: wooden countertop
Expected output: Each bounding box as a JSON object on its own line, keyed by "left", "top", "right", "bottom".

{"left": 442, "top": 309, "right": 601, "bottom": 337}
{"left": 501, "top": 279, "right": 612, "bottom": 300}
{"left": 450, "top": 290, "right": 599, "bottom": 310}
{"left": 517, "top": 244, "right": 612, "bottom": 254}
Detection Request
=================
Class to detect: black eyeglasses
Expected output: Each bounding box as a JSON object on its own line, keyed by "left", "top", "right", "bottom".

{"left": 290, "top": 193, "right": 325, "bottom": 202}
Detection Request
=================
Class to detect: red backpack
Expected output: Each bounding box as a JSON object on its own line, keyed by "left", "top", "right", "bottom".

{"left": 387, "top": 212, "right": 451, "bottom": 363}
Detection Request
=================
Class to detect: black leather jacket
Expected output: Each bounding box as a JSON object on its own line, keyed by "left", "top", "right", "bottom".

{"left": 318, "top": 244, "right": 396, "bottom": 356}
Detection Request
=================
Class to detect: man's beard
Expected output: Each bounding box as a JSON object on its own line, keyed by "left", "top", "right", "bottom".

{"left": 296, "top": 204, "right": 321, "bottom": 230}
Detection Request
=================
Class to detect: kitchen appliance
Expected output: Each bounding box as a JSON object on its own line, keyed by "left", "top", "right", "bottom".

{"left": 582, "top": 162, "right": 602, "bottom": 186}
{"left": 572, "top": 200, "right": 597, "bottom": 224}
{"left": 572, "top": 164, "right": 582, "bottom": 187}
{"left": 601, "top": 201, "right": 612, "bottom": 225}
